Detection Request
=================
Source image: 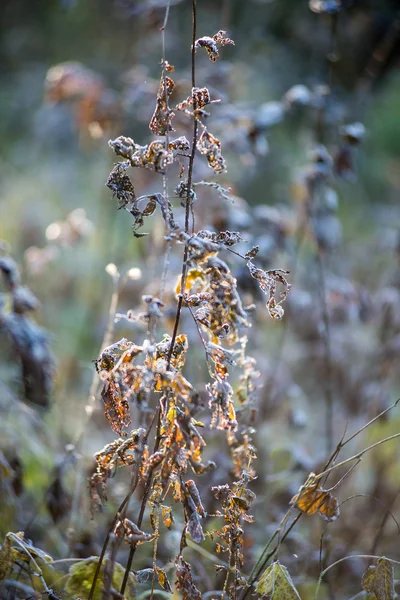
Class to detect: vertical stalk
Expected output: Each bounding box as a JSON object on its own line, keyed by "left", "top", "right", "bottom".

{"left": 166, "top": 0, "right": 198, "bottom": 368}
{"left": 121, "top": 3, "right": 198, "bottom": 595}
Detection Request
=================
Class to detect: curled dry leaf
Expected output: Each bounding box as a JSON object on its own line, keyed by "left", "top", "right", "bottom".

{"left": 245, "top": 245, "right": 259, "bottom": 260}
{"left": 246, "top": 262, "right": 290, "bottom": 319}
{"left": 106, "top": 163, "right": 136, "bottom": 209}
{"left": 108, "top": 135, "right": 189, "bottom": 174}
{"left": 89, "top": 428, "right": 146, "bottom": 512}
{"left": 115, "top": 518, "right": 156, "bottom": 545}
{"left": 197, "top": 229, "right": 243, "bottom": 247}
{"left": 175, "top": 556, "right": 202, "bottom": 600}
{"left": 182, "top": 479, "right": 206, "bottom": 543}
{"left": 136, "top": 567, "right": 172, "bottom": 592}
{"left": 211, "top": 472, "right": 256, "bottom": 572}
{"left": 197, "top": 129, "right": 226, "bottom": 174}
{"left": 176, "top": 86, "right": 221, "bottom": 119}
{"left": 149, "top": 74, "right": 175, "bottom": 135}
{"left": 194, "top": 30, "right": 235, "bottom": 62}
{"left": 290, "top": 473, "right": 340, "bottom": 522}
{"left": 101, "top": 377, "right": 132, "bottom": 434}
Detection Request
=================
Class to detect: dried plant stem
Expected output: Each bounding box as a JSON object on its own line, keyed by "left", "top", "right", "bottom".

{"left": 316, "top": 431, "right": 400, "bottom": 481}
{"left": 68, "top": 275, "right": 120, "bottom": 546}
{"left": 120, "top": 3, "right": 198, "bottom": 593}
{"left": 87, "top": 414, "right": 155, "bottom": 600}
{"left": 160, "top": 0, "right": 172, "bottom": 302}
{"left": 357, "top": 15, "right": 400, "bottom": 103}
{"left": 315, "top": 249, "right": 334, "bottom": 457}
{"left": 270, "top": 222, "right": 307, "bottom": 387}
{"left": 149, "top": 506, "right": 160, "bottom": 600}
{"left": 320, "top": 398, "right": 399, "bottom": 478}
{"left": 242, "top": 398, "right": 400, "bottom": 598}
{"left": 370, "top": 489, "right": 400, "bottom": 559}
{"left": 119, "top": 413, "right": 162, "bottom": 595}
{"left": 166, "top": 0, "right": 197, "bottom": 368}
{"left": 6, "top": 533, "right": 51, "bottom": 594}
{"left": 240, "top": 510, "right": 302, "bottom": 600}
{"left": 342, "top": 398, "right": 400, "bottom": 449}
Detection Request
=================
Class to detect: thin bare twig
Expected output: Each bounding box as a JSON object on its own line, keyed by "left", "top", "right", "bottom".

{"left": 166, "top": 0, "right": 198, "bottom": 369}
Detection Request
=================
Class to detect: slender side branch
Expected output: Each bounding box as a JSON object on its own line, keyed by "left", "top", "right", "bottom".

{"left": 316, "top": 432, "right": 400, "bottom": 481}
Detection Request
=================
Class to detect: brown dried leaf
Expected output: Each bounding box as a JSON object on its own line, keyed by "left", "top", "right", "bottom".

{"left": 102, "top": 377, "right": 132, "bottom": 434}
{"left": 115, "top": 518, "right": 155, "bottom": 546}
{"left": 197, "top": 129, "right": 226, "bottom": 174}
{"left": 194, "top": 30, "right": 234, "bottom": 61}
{"left": 247, "top": 262, "right": 290, "bottom": 319}
{"left": 245, "top": 245, "right": 259, "bottom": 260}
{"left": 290, "top": 479, "right": 339, "bottom": 522}
{"left": 176, "top": 87, "right": 213, "bottom": 111}
{"left": 149, "top": 74, "right": 175, "bottom": 135}
{"left": 175, "top": 556, "right": 202, "bottom": 600}
{"left": 106, "top": 163, "right": 136, "bottom": 208}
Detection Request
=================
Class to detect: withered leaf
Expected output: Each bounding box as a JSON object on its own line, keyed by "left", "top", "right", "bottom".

{"left": 102, "top": 377, "right": 132, "bottom": 434}
{"left": 1, "top": 532, "right": 53, "bottom": 567}
{"left": 149, "top": 74, "right": 175, "bottom": 135}
{"left": 135, "top": 567, "right": 172, "bottom": 592}
{"left": 187, "top": 512, "right": 205, "bottom": 544}
{"left": 246, "top": 262, "right": 290, "bottom": 320}
{"left": 156, "top": 567, "right": 172, "bottom": 592}
{"left": 176, "top": 87, "right": 214, "bottom": 112}
{"left": 197, "top": 129, "right": 226, "bottom": 174}
{"left": 115, "top": 518, "right": 155, "bottom": 546}
{"left": 245, "top": 245, "right": 259, "bottom": 260}
{"left": 361, "top": 558, "right": 394, "bottom": 600}
{"left": 175, "top": 556, "right": 202, "bottom": 600}
{"left": 161, "top": 505, "right": 174, "bottom": 529}
{"left": 106, "top": 163, "right": 136, "bottom": 209}
{"left": 256, "top": 561, "right": 301, "bottom": 599}
{"left": 194, "top": 30, "right": 234, "bottom": 62}
{"left": 290, "top": 484, "right": 339, "bottom": 522}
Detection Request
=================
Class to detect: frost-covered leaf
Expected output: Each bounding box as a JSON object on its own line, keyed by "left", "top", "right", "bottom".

{"left": 362, "top": 558, "right": 394, "bottom": 600}
{"left": 256, "top": 561, "right": 301, "bottom": 599}
{"left": 136, "top": 567, "right": 172, "bottom": 593}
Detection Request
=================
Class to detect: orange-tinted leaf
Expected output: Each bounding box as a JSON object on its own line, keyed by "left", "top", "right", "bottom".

{"left": 290, "top": 484, "right": 339, "bottom": 522}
